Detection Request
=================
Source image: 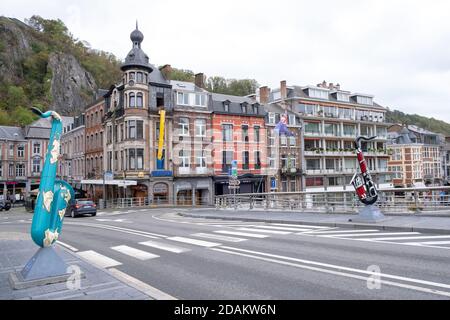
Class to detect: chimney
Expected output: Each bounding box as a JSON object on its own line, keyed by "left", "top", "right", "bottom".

{"left": 259, "top": 86, "right": 270, "bottom": 104}
{"left": 160, "top": 64, "right": 172, "bottom": 80}
{"left": 195, "top": 73, "right": 205, "bottom": 89}
{"left": 280, "top": 80, "right": 287, "bottom": 100}
{"left": 335, "top": 83, "right": 341, "bottom": 91}
{"left": 319, "top": 80, "right": 327, "bottom": 88}
{"left": 328, "top": 83, "right": 334, "bottom": 90}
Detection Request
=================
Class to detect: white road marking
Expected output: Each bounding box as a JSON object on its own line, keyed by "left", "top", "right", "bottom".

{"left": 236, "top": 228, "right": 291, "bottom": 235}
{"left": 212, "top": 247, "right": 450, "bottom": 298}
{"left": 139, "top": 240, "right": 190, "bottom": 253}
{"left": 111, "top": 245, "right": 159, "bottom": 260}
{"left": 362, "top": 235, "right": 450, "bottom": 242}
{"left": 322, "top": 232, "right": 420, "bottom": 238}
{"left": 272, "top": 223, "right": 331, "bottom": 229}
{"left": 108, "top": 268, "right": 177, "bottom": 300}
{"left": 57, "top": 240, "right": 78, "bottom": 252}
{"left": 215, "top": 230, "right": 269, "bottom": 238}
{"left": 191, "top": 233, "right": 247, "bottom": 243}
{"left": 77, "top": 250, "right": 122, "bottom": 269}
{"left": 402, "top": 241, "right": 450, "bottom": 246}
{"left": 253, "top": 225, "right": 313, "bottom": 232}
{"left": 66, "top": 222, "right": 167, "bottom": 238}
{"left": 167, "top": 236, "right": 221, "bottom": 247}
{"left": 302, "top": 229, "right": 380, "bottom": 235}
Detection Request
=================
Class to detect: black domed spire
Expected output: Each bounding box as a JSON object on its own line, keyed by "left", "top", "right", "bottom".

{"left": 130, "top": 20, "right": 144, "bottom": 45}
{"left": 121, "top": 21, "right": 153, "bottom": 72}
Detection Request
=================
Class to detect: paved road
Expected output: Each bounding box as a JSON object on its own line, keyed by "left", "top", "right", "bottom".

{"left": 2, "top": 208, "right": 450, "bottom": 299}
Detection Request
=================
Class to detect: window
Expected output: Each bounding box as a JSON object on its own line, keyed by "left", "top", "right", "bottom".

{"left": 223, "top": 103, "right": 229, "bottom": 112}
{"left": 180, "top": 150, "right": 190, "bottom": 168}
{"left": 0, "top": 163, "right": 2, "bottom": 177}
{"left": 136, "top": 72, "right": 143, "bottom": 83}
{"left": 17, "top": 145, "right": 25, "bottom": 158}
{"left": 129, "top": 93, "right": 136, "bottom": 108}
{"left": 136, "top": 120, "right": 144, "bottom": 139}
{"left": 268, "top": 113, "right": 276, "bottom": 124}
{"left": 304, "top": 122, "right": 320, "bottom": 134}
{"left": 255, "top": 151, "right": 261, "bottom": 169}
{"left": 114, "top": 151, "right": 118, "bottom": 171}
{"left": 177, "top": 92, "right": 190, "bottom": 105}
{"left": 306, "top": 159, "right": 321, "bottom": 170}
{"left": 268, "top": 130, "right": 275, "bottom": 146}
{"left": 290, "top": 180, "right": 296, "bottom": 192}
{"left": 254, "top": 126, "right": 260, "bottom": 143}
{"left": 297, "top": 104, "right": 316, "bottom": 115}
{"left": 136, "top": 93, "right": 143, "bottom": 108}
{"left": 129, "top": 72, "right": 135, "bottom": 80}
{"left": 222, "top": 151, "right": 233, "bottom": 172}
{"left": 281, "top": 179, "right": 288, "bottom": 192}
{"left": 281, "top": 154, "right": 288, "bottom": 168}
{"left": 356, "top": 96, "right": 373, "bottom": 105}
{"left": 9, "top": 163, "right": 14, "bottom": 176}
{"left": 288, "top": 115, "right": 296, "bottom": 126}
{"left": 195, "top": 119, "right": 206, "bottom": 137}
{"left": 16, "top": 164, "right": 25, "bottom": 177}
{"left": 337, "top": 93, "right": 350, "bottom": 102}
{"left": 136, "top": 149, "right": 144, "bottom": 169}
{"left": 289, "top": 136, "right": 296, "bottom": 147}
{"left": 253, "top": 105, "right": 259, "bottom": 114}
{"left": 33, "top": 142, "right": 41, "bottom": 154}
{"left": 128, "top": 120, "right": 136, "bottom": 139}
{"left": 280, "top": 136, "right": 287, "bottom": 146}
{"left": 194, "top": 94, "right": 206, "bottom": 107}
{"left": 129, "top": 149, "right": 136, "bottom": 170}
{"left": 306, "top": 177, "right": 324, "bottom": 187}
{"left": 222, "top": 124, "right": 233, "bottom": 142}
{"left": 360, "top": 125, "right": 372, "bottom": 137}
{"left": 338, "top": 108, "right": 353, "bottom": 119}
{"left": 242, "top": 151, "right": 249, "bottom": 170}
{"left": 242, "top": 125, "right": 249, "bottom": 143}
{"left": 326, "top": 159, "right": 337, "bottom": 170}
{"left": 9, "top": 144, "right": 14, "bottom": 156}
{"left": 241, "top": 104, "right": 247, "bottom": 113}
{"left": 392, "top": 149, "right": 402, "bottom": 161}
{"left": 328, "top": 177, "right": 341, "bottom": 186}
{"left": 376, "top": 126, "right": 387, "bottom": 138}
{"left": 308, "top": 88, "right": 329, "bottom": 100}
{"left": 32, "top": 158, "right": 40, "bottom": 173}
{"left": 179, "top": 118, "right": 189, "bottom": 136}
{"left": 343, "top": 125, "right": 355, "bottom": 136}
{"left": 107, "top": 151, "right": 112, "bottom": 171}
{"left": 196, "top": 150, "right": 206, "bottom": 168}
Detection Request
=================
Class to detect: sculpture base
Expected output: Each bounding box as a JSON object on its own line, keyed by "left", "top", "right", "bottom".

{"left": 351, "top": 205, "right": 389, "bottom": 223}
{"left": 9, "top": 246, "right": 71, "bottom": 290}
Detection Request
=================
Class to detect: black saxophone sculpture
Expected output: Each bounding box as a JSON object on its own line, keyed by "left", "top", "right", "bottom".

{"left": 350, "top": 136, "right": 378, "bottom": 206}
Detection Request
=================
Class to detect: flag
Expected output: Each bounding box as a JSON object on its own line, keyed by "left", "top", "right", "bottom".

{"left": 274, "top": 113, "right": 294, "bottom": 136}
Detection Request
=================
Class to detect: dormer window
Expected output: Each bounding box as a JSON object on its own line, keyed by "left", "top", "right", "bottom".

{"left": 356, "top": 95, "right": 373, "bottom": 106}
{"left": 336, "top": 92, "right": 350, "bottom": 102}
{"left": 223, "top": 101, "right": 230, "bottom": 112}
{"left": 241, "top": 103, "right": 248, "bottom": 113}
{"left": 308, "top": 88, "right": 329, "bottom": 100}
{"left": 253, "top": 104, "right": 259, "bottom": 114}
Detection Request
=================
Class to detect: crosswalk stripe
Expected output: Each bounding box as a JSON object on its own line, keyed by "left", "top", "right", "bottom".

{"left": 401, "top": 241, "right": 450, "bottom": 246}
{"left": 271, "top": 223, "right": 330, "bottom": 229}
{"left": 324, "top": 232, "right": 420, "bottom": 238}
{"left": 306, "top": 229, "right": 381, "bottom": 235}
{"left": 167, "top": 236, "right": 221, "bottom": 247}
{"left": 363, "top": 235, "right": 450, "bottom": 242}
{"left": 236, "top": 228, "right": 292, "bottom": 235}
{"left": 139, "top": 240, "right": 190, "bottom": 253}
{"left": 215, "top": 230, "right": 269, "bottom": 238}
{"left": 191, "top": 233, "right": 247, "bottom": 243}
{"left": 111, "top": 245, "right": 160, "bottom": 260}
{"left": 252, "top": 225, "right": 312, "bottom": 232}
{"left": 78, "top": 250, "right": 122, "bottom": 268}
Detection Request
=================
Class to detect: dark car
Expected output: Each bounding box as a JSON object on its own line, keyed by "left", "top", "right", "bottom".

{"left": 66, "top": 199, "right": 97, "bottom": 218}
{"left": 0, "top": 199, "right": 11, "bottom": 211}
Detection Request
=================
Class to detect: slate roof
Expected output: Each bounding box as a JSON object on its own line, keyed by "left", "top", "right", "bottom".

{"left": 211, "top": 93, "right": 266, "bottom": 117}
{"left": 0, "top": 126, "right": 25, "bottom": 141}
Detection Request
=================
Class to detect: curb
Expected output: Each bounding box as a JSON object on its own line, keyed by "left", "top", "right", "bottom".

{"left": 178, "top": 212, "right": 450, "bottom": 235}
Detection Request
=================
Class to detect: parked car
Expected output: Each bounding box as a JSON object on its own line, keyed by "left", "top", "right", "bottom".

{"left": 66, "top": 199, "right": 97, "bottom": 218}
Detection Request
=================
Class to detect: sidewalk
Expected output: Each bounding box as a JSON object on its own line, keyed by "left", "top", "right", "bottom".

{"left": 0, "top": 232, "right": 150, "bottom": 300}
{"left": 180, "top": 208, "right": 450, "bottom": 234}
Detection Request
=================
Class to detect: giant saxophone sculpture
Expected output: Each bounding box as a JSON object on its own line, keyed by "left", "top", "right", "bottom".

{"left": 350, "top": 136, "right": 378, "bottom": 206}
{"left": 30, "top": 108, "right": 74, "bottom": 248}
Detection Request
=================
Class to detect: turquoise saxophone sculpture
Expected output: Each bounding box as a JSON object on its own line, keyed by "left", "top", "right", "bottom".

{"left": 30, "top": 108, "right": 74, "bottom": 248}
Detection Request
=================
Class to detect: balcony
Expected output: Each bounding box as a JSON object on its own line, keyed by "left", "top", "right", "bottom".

{"left": 280, "top": 167, "right": 301, "bottom": 176}
{"left": 175, "top": 167, "right": 213, "bottom": 176}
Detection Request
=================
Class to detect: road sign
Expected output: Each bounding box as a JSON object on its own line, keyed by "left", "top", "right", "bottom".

{"left": 231, "top": 160, "right": 238, "bottom": 178}
{"left": 271, "top": 177, "right": 277, "bottom": 190}
{"left": 229, "top": 179, "right": 241, "bottom": 186}
{"left": 228, "top": 186, "right": 240, "bottom": 190}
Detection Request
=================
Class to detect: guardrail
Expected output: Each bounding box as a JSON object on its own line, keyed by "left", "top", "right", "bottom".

{"left": 215, "top": 186, "right": 450, "bottom": 214}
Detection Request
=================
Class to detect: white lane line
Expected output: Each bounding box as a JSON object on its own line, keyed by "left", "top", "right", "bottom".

{"left": 212, "top": 247, "right": 450, "bottom": 298}
{"left": 66, "top": 222, "right": 167, "bottom": 238}
{"left": 57, "top": 240, "right": 79, "bottom": 252}
{"left": 108, "top": 268, "right": 177, "bottom": 300}
{"left": 236, "top": 228, "right": 291, "bottom": 235}
{"left": 215, "top": 230, "right": 269, "bottom": 238}
{"left": 78, "top": 250, "right": 122, "bottom": 269}
{"left": 272, "top": 223, "right": 331, "bottom": 229}
{"left": 302, "top": 229, "right": 381, "bottom": 235}
{"left": 139, "top": 240, "right": 190, "bottom": 253}
{"left": 402, "top": 241, "right": 450, "bottom": 246}
{"left": 167, "top": 236, "right": 221, "bottom": 247}
{"left": 252, "top": 225, "right": 313, "bottom": 232}
{"left": 111, "top": 245, "right": 159, "bottom": 260}
{"left": 191, "top": 233, "right": 247, "bottom": 243}
{"left": 362, "top": 235, "right": 450, "bottom": 242}
{"left": 322, "top": 232, "right": 420, "bottom": 238}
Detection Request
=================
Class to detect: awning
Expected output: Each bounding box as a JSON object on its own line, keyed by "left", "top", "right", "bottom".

{"left": 80, "top": 180, "right": 137, "bottom": 187}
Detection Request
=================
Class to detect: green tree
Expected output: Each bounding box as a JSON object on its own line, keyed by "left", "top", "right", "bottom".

{"left": 7, "top": 86, "right": 27, "bottom": 109}
{"left": 11, "top": 106, "right": 36, "bottom": 126}
{"left": 169, "top": 68, "right": 195, "bottom": 82}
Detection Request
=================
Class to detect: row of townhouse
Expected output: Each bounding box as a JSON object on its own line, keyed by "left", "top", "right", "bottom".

{"left": 7, "top": 24, "right": 449, "bottom": 204}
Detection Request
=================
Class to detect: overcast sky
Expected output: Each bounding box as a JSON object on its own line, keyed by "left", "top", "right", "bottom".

{"left": 2, "top": 0, "right": 450, "bottom": 121}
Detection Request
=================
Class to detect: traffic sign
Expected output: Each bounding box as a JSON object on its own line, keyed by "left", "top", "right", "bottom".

{"left": 229, "top": 179, "right": 241, "bottom": 186}
{"left": 228, "top": 185, "right": 240, "bottom": 190}
{"left": 231, "top": 160, "right": 238, "bottom": 178}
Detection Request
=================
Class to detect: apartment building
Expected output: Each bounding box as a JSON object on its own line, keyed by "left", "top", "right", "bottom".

{"left": 259, "top": 80, "right": 391, "bottom": 192}
{"left": 103, "top": 24, "right": 174, "bottom": 202}
{"left": 211, "top": 93, "right": 267, "bottom": 195}
{"left": 171, "top": 75, "right": 214, "bottom": 205}
{"left": 444, "top": 137, "right": 450, "bottom": 184}
{"left": 388, "top": 125, "right": 444, "bottom": 187}
{"left": 59, "top": 114, "right": 85, "bottom": 187}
